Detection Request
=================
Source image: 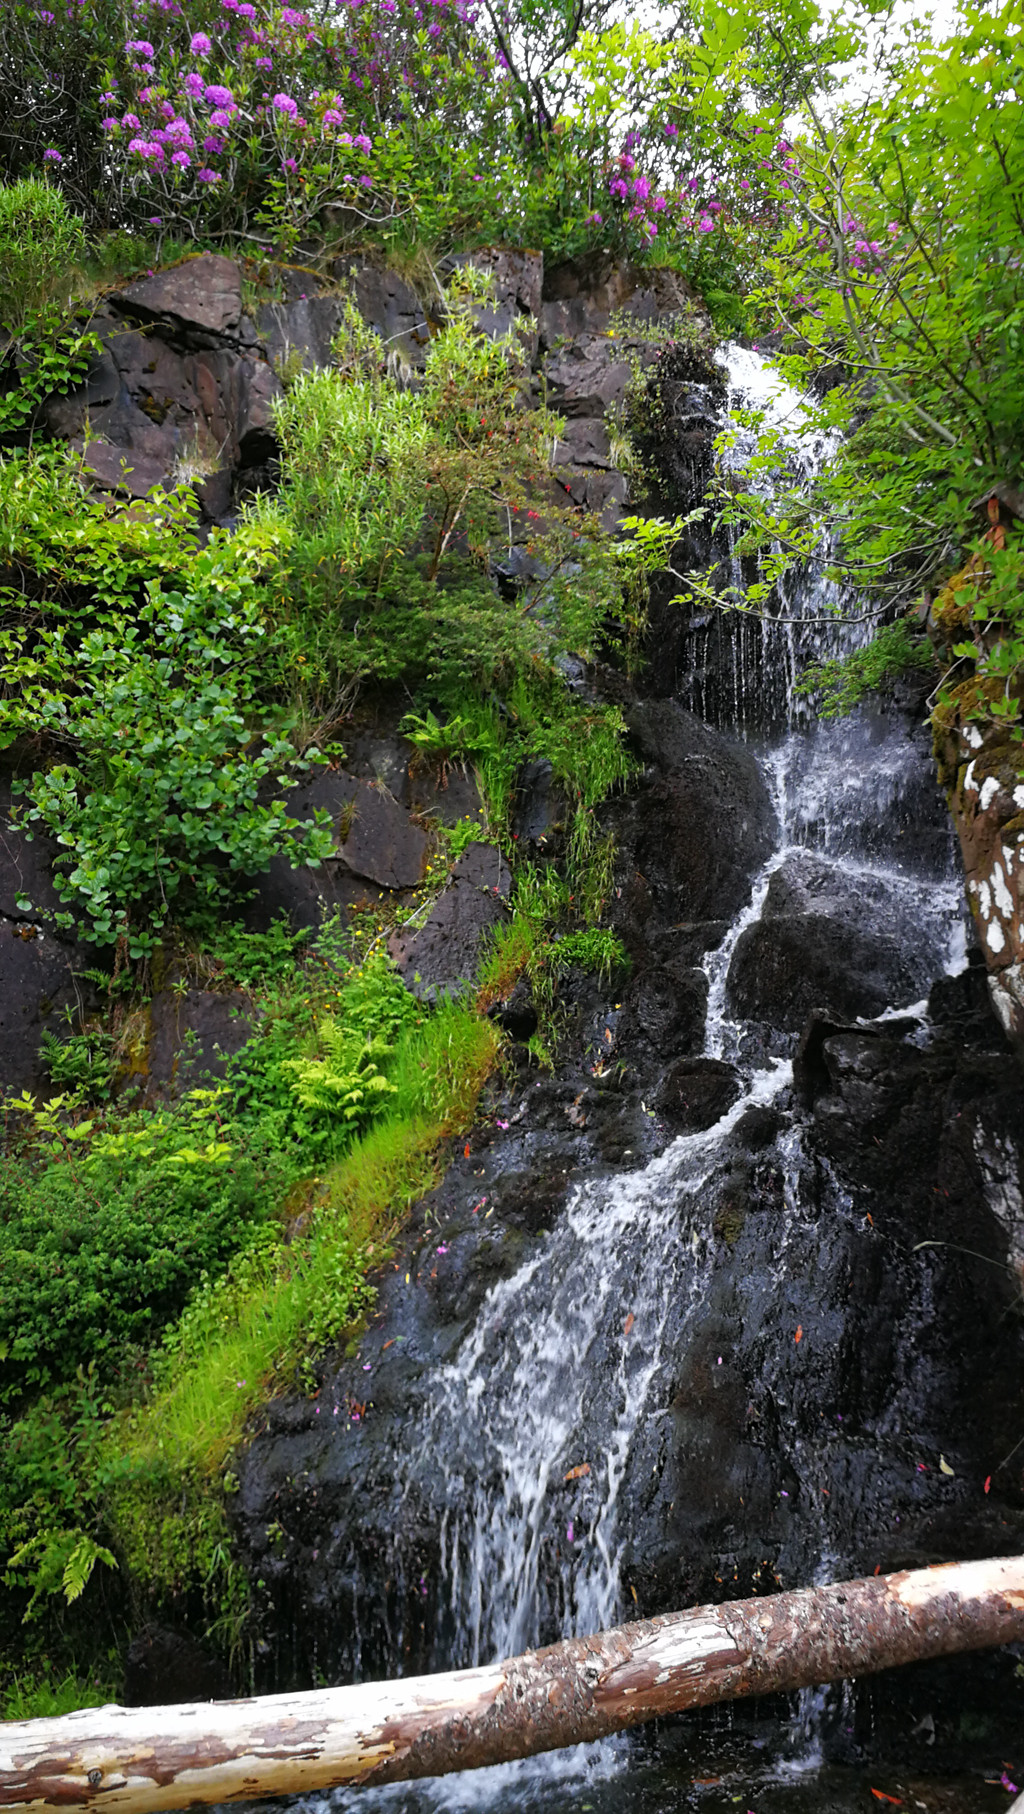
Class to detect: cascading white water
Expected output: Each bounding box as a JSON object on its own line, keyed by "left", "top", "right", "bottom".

{"left": 291, "top": 347, "right": 972, "bottom": 1813}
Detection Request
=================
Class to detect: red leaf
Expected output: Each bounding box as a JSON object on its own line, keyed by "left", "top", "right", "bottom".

{"left": 984, "top": 1475, "right": 992, "bottom": 1494}
{"left": 870, "top": 1792, "right": 903, "bottom": 1805}
{"left": 623, "top": 1312, "right": 635, "bottom": 1336}
{"left": 794, "top": 1324, "right": 803, "bottom": 1344}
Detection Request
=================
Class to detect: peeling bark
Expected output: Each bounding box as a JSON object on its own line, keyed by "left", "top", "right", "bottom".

{"left": 3, "top": 1557, "right": 1024, "bottom": 1813}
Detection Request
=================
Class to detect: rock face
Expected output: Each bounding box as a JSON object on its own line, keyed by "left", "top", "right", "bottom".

{"left": 607, "top": 700, "right": 777, "bottom": 950}
{"left": 726, "top": 853, "right": 928, "bottom": 1030}
{"left": 388, "top": 842, "right": 511, "bottom": 1000}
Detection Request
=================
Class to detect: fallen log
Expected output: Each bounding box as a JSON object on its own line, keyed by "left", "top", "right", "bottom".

{"left": 3, "top": 1555, "right": 1023, "bottom": 1813}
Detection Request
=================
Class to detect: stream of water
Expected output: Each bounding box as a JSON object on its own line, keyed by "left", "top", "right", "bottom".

{"left": 255, "top": 349, "right": 1007, "bottom": 1813}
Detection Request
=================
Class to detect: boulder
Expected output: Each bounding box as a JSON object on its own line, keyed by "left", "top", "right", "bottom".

{"left": 726, "top": 853, "right": 932, "bottom": 1032}
{"left": 442, "top": 248, "right": 544, "bottom": 357}
{"left": 408, "top": 761, "right": 485, "bottom": 830}
{"left": 388, "top": 842, "right": 511, "bottom": 999}
{"left": 618, "top": 965, "right": 708, "bottom": 1059}
{"left": 110, "top": 253, "right": 245, "bottom": 339}
{"left": 338, "top": 779, "right": 432, "bottom": 890}
{"left": 657, "top": 1057, "right": 742, "bottom": 1131}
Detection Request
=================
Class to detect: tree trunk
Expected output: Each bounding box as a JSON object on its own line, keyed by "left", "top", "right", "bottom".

{"left": 3, "top": 1556, "right": 1024, "bottom": 1813}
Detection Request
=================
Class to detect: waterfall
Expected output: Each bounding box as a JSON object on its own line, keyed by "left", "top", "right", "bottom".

{"left": 243, "top": 348, "right": 999, "bottom": 1814}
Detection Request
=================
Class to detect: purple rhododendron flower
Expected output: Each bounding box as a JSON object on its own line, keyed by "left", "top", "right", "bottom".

{"left": 664, "top": 122, "right": 678, "bottom": 138}
{"left": 585, "top": 211, "right": 602, "bottom": 224}
{"left": 125, "top": 37, "right": 154, "bottom": 55}
{"left": 281, "top": 5, "right": 305, "bottom": 21}
{"left": 619, "top": 152, "right": 635, "bottom": 173}
{"left": 122, "top": 111, "right": 141, "bottom": 128}
{"left": 353, "top": 131, "right": 372, "bottom": 152}
{"left": 632, "top": 174, "right": 651, "bottom": 201}
{"left": 686, "top": 176, "right": 699, "bottom": 192}
{"left": 273, "top": 92, "right": 299, "bottom": 115}
{"left": 171, "top": 150, "right": 190, "bottom": 166}
{"left": 205, "top": 83, "right": 234, "bottom": 106}
{"left": 203, "top": 134, "right": 227, "bottom": 153}
{"left": 739, "top": 178, "right": 750, "bottom": 190}
{"left": 138, "top": 86, "right": 153, "bottom": 102}
{"left": 359, "top": 171, "right": 372, "bottom": 186}
{"left": 209, "top": 108, "right": 233, "bottom": 129}
{"left": 99, "top": 90, "right": 117, "bottom": 102}
{"left": 101, "top": 116, "right": 119, "bottom": 130}
{"left": 323, "top": 108, "right": 344, "bottom": 126}
{"left": 282, "top": 156, "right": 298, "bottom": 170}
{"left": 609, "top": 177, "right": 628, "bottom": 201}
{"left": 190, "top": 30, "right": 212, "bottom": 53}
{"left": 42, "top": 147, "right": 62, "bottom": 162}
{"left": 255, "top": 55, "right": 273, "bottom": 69}
{"left": 652, "top": 194, "right": 667, "bottom": 212}
{"left": 148, "top": 216, "right": 162, "bottom": 225}
{"left": 238, "top": 1, "right": 256, "bottom": 13}
{"left": 183, "top": 72, "right": 206, "bottom": 97}
{"left": 197, "top": 166, "right": 221, "bottom": 181}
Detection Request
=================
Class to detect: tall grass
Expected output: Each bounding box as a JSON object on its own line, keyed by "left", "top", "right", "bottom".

{"left": 112, "top": 1000, "right": 499, "bottom": 1483}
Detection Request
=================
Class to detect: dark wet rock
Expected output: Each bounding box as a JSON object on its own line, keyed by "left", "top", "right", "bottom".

{"left": 229, "top": 988, "right": 1024, "bottom": 1699}
{"left": 442, "top": 248, "right": 543, "bottom": 356}
{"left": 539, "top": 257, "right": 699, "bottom": 342}
{"left": 388, "top": 842, "right": 511, "bottom": 1000}
{"left": 256, "top": 294, "right": 348, "bottom": 376}
{"left": 337, "top": 779, "right": 432, "bottom": 891}
{"left": 0, "top": 922, "right": 93, "bottom": 1094}
{"left": 512, "top": 758, "right": 568, "bottom": 846}
{"left": 342, "top": 258, "right": 432, "bottom": 366}
{"left": 657, "top": 1057, "right": 741, "bottom": 1131}
{"left": 237, "top": 361, "right": 284, "bottom": 463}
{"left": 608, "top": 702, "right": 776, "bottom": 939}
{"left": 123, "top": 1624, "right": 232, "bottom": 1706}
{"left": 541, "top": 334, "right": 637, "bottom": 420}
{"left": 408, "top": 761, "right": 485, "bottom": 830}
{"left": 111, "top": 253, "right": 245, "bottom": 339}
{"left": 0, "top": 769, "right": 64, "bottom": 922}
{"left": 727, "top": 853, "right": 928, "bottom": 1031}
{"left": 554, "top": 417, "right": 614, "bottom": 469}
{"left": 146, "top": 987, "right": 256, "bottom": 1102}
{"left": 618, "top": 964, "right": 707, "bottom": 1059}
{"left": 489, "top": 973, "right": 537, "bottom": 1042}
{"left": 244, "top": 855, "right": 398, "bottom": 937}
{"left": 343, "top": 735, "right": 415, "bottom": 807}
{"left": 79, "top": 440, "right": 173, "bottom": 497}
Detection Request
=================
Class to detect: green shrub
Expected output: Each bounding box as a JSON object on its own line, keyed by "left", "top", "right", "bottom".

{"left": 0, "top": 179, "right": 84, "bottom": 333}
{"left": 795, "top": 621, "right": 937, "bottom": 719}
{"left": 0, "top": 1110, "right": 277, "bottom": 1400}
{"left": 3, "top": 539, "right": 333, "bottom": 956}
